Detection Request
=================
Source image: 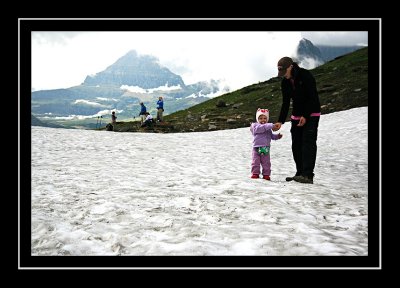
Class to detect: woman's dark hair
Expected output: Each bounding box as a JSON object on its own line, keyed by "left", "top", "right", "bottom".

{"left": 291, "top": 62, "right": 300, "bottom": 78}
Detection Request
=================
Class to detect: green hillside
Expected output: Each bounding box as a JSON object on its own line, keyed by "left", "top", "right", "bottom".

{"left": 109, "top": 47, "right": 368, "bottom": 133}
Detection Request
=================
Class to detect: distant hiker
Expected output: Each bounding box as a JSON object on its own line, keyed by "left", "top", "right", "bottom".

{"left": 138, "top": 102, "right": 147, "bottom": 124}
{"left": 274, "top": 57, "right": 321, "bottom": 184}
{"left": 250, "top": 108, "right": 282, "bottom": 180}
{"left": 111, "top": 111, "right": 117, "bottom": 125}
{"left": 140, "top": 112, "right": 154, "bottom": 128}
{"left": 156, "top": 96, "right": 164, "bottom": 122}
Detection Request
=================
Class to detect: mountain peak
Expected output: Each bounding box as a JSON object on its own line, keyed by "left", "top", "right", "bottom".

{"left": 83, "top": 50, "right": 185, "bottom": 89}
{"left": 125, "top": 49, "right": 138, "bottom": 57}
{"left": 299, "top": 38, "right": 313, "bottom": 45}
{"left": 296, "top": 38, "right": 324, "bottom": 69}
{"left": 113, "top": 50, "right": 157, "bottom": 67}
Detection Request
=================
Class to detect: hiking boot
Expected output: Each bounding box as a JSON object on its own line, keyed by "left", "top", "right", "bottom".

{"left": 251, "top": 174, "right": 259, "bottom": 179}
{"left": 263, "top": 175, "right": 270, "bottom": 181}
{"left": 293, "top": 175, "right": 313, "bottom": 184}
{"left": 286, "top": 173, "right": 302, "bottom": 181}
{"left": 285, "top": 174, "right": 300, "bottom": 181}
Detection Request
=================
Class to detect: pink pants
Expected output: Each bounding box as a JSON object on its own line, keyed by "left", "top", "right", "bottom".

{"left": 251, "top": 147, "right": 271, "bottom": 176}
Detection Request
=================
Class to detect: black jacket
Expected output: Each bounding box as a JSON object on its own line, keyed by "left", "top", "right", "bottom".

{"left": 278, "top": 64, "right": 321, "bottom": 124}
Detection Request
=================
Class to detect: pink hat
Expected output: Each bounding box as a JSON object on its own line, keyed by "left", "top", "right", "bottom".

{"left": 256, "top": 108, "right": 269, "bottom": 123}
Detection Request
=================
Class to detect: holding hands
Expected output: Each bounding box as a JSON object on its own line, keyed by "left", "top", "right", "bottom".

{"left": 272, "top": 122, "right": 281, "bottom": 131}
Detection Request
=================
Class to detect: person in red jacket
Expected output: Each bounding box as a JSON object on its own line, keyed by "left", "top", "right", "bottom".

{"left": 273, "top": 57, "right": 321, "bottom": 184}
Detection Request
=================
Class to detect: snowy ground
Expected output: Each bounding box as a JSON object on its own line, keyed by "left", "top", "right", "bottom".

{"left": 31, "top": 107, "right": 368, "bottom": 256}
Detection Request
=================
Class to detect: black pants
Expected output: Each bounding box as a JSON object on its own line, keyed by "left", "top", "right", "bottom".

{"left": 290, "top": 117, "right": 319, "bottom": 178}
{"left": 141, "top": 120, "right": 153, "bottom": 128}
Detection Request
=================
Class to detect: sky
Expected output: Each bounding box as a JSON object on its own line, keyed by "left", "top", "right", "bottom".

{"left": 31, "top": 31, "right": 368, "bottom": 92}
{"left": 30, "top": 107, "right": 370, "bottom": 260}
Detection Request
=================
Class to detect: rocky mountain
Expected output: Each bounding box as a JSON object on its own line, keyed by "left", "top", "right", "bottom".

{"left": 295, "top": 38, "right": 364, "bottom": 69}
{"left": 296, "top": 38, "right": 325, "bottom": 68}
{"left": 32, "top": 50, "right": 225, "bottom": 128}
{"left": 83, "top": 50, "right": 185, "bottom": 89}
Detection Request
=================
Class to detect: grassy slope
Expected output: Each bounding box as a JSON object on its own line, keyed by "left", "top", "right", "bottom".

{"left": 106, "top": 47, "right": 368, "bottom": 133}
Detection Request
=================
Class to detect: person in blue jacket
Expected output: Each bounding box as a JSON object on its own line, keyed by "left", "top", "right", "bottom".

{"left": 156, "top": 96, "right": 164, "bottom": 122}
{"left": 138, "top": 102, "right": 147, "bottom": 124}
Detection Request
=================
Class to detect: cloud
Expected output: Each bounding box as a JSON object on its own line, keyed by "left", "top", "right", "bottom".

{"left": 32, "top": 31, "right": 367, "bottom": 92}
{"left": 73, "top": 99, "right": 108, "bottom": 108}
{"left": 32, "top": 32, "right": 82, "bottom": 45}
{"left": 121, "top": 84, "right": 183, "bottom": 93}
{"left": 295, "top": 57, "right": 324, "bottom": 70}
{"left": 32, "top": 32, "right": 303, "bottom": 91}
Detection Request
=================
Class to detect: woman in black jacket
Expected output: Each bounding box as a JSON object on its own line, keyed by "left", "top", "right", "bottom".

{"left": 273, "top": 57, "right": 321, "bottom": 184}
